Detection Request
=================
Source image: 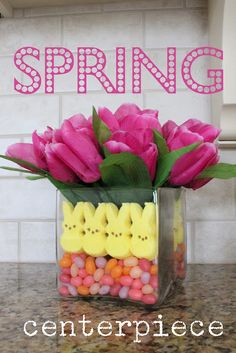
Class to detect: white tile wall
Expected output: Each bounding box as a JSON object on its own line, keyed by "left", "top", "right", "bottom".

{"left": 0, "top": 0, "right": 235, "bottom": 264}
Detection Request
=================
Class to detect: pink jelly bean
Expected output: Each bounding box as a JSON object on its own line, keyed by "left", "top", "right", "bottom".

{"left": 70, "top": 263, "right": 79, "bottom": 278}
{"left": 100, "top": 274, "right": 114, "bottom": 286}
{"left": 129, "top": 289, "right": 143, "bottom": 301}
{"left": 95, "top": 257, "right": 107, "bottom": 268}
{"left": 150, "top": 275, "right": 158, "bottom": 289}
{"left": 59, "top": 286, "right": 69, "bottom": 297}
{"left": 94, "top": 268, "right": 104, "bottom": 282}
{"left": 59, "top": 274, "right": 71, "bottom": 284}
{"left": 70, "top": 276, "right": 82, "bottom": 287}
{"left": 139, "top": 258, "right": 151, "bottom": 272}
{"left": 99, "top": 285, "right": 110, "bottom": 295}
{"left": 130, "top": 266, "right": 142, "bottom": 279}
{"left": 142, "top": 294, "right": 157, "bottom": 305}
{"left": 74, "top": 256, "right": 85, "bottom": 269}
{"left": 142, "top": 284, "right": 154, "bottom": 295}
{"left": 68, "top": 284, "right": 78, "bottom": 297}
{"left": 141, "top": 272, "right": 150, "bottom": 284}
{"left": 124, "top": 256, "right": 138, "bottom": 267}
{"left": 78, "top": 268, "right": 87, "bottom": 278}
{"left": 132, "top": 279, "right": 143, "bottom": 290}
{"left": 62, "top": 268, "right": 71, "bottom": 275}
{"left": 83, "top": 275, "right": 94, "bottom": 287}
{"left": 120, "top": 275, "right": 133, "bottom": 287}
{"left": 79, "top": 253, "right": 86, "bottom": 260}
{"left": 110, "top": 283, "right": 121, "bottom": 296}
{"left": 90, "top": 283, "right": 100, "bottom": 295}
{"left": 118, "top": 260, "right": 124, "bottom": 267}
{"left": 71, "top": 253, "right": 78, "bottom": 261}
{"left": 119, "top": 286, "right": 129, "bottom": 299}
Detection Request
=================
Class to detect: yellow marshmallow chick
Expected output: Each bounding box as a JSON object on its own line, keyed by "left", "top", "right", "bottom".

{"left": 82, "top": 202, "right": 107, "bottom": 257}
{"left": 105, "top": 203, "right": 132, "bottom": 259}
{"left": 130, "top": 202, "right": 157, "bottom": 260}
{"left": 60, "top": 201, "right": 84, "bottom": 253}
{"left": 173, "top": 197, "right": 184, "bottom": 250}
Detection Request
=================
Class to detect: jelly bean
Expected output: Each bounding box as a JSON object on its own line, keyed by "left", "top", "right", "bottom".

{"left": 59, "top": 274, "right": 71, "bottom": 283}
{"left": 94, "top": 268, "right": 104, "bottom": 282}
{"left": 141, "top": 272, "right": 150, "bottom": 284}
{"left": 110, "top": 283, "right": 121, "bottom": 296}
{"left": 99, "top": 285, "right": 110, "bottom": 295}
{"left": 71, "top": 253, "right": 79, "bottom": 261}
{"left": 130, "top": 266, "right": 142, "bottom": 279}
{"left": 142, "top": 284, "right": 153, "bottom": 295}
{"left": 119, "top": 286, "right": 129, "bottom": 299}
{"left": 70, "top": 263, "right": 79, "bottom": 278}
{"left": 100, "top": 274, "right": 114, "bottom": 286}
{"left": 139, "top": 258, "right": 151, "bottom": 272}
{"left": 111, "top": 265, "right": 123, "bottom": 279}
{"left": 77, "top": 285, "right": 90, "bottom": 296}
{"left": 83, "top": 275, "right": 94, "bottom": 287}
{"left": 123, "top": 266, "right": 131, "bottom": 275}
{"left": 78, "top": 268, "right": 87, "bottom": 278}
{"left": 79, "top": 253, "right": 87, "bottom": 260}
{"left": 152, "top": 258, "right": 158, "bottom": 265}
{"left": 150, "top": 264, "right": 158, "bottom": 275}
{"left": 132, "top": 279, "right": 143, "bottom": 290}
{"left": 95, "top": 257, "right": 107, "bottom": 268}
{"left": 70, "top": 276, "right": 82, "bottom": 287}
{"left": 124, "top": 256, "right": 138, "bottom": 267}
{"left": 90, "top": 283, "right": 100, "bottom": 295}
{"left": 85, "top": 257, "right": 96, "bottom": 275}
{"left": 59, "top": 257, "right": 72, "bottom": 268}
{"left": 118, "top": 260, "right": 124, "bottom": 267}
{"left": 68, "top": 284, "right": 78, "bottom": 297}
{"left": 61, "top": 268, "right": 71, "bottom": 275}
{"left": 59, "top": 286, "right": 69, "bottom": 297}
{"left": 149, "top": 275, "right": 158, "bottom": 289}
{"left": 105, "top": 259, "right": 118, "bottom": 273}
{"left": 129, "top": 289, "right": 143, "bottom": 301}
{"left": 64, "top": 252, "right": 71, "bottom": 258}
{"left": 120, "top": 275, "right": 133, "bottom": 287}
{"left": 74, "top": 256, "right": 85, "bottom": 269}
{"left": 142, "top": 294, "right": 157, "bottom": 305}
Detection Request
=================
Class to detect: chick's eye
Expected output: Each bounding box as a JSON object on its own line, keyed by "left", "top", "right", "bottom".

{"left": 65, "top": 224, "right": 68, "bottom": 228}
{"left": 119, "top": 233, "right": 122, "bottom": 236}
{"left": 87, "top": 228, "right": 90, "bottom": 231}
{"left": 96, "top": 229, "right": 99, "bottom": 233}
{"left": 112, "top": 232, "right": 114, "bottom": 235}
{"left": 73, "top": 225, "right": 76, "bottom": 228}
{"left": 145, "top": 236, "right": 148, "bottom": 240}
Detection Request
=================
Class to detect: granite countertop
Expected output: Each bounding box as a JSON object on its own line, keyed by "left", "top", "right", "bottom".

{"left": 0, "top": 264, "right": 235, "bottom": 353}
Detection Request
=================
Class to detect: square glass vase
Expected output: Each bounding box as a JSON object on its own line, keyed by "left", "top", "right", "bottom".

{"left": 56, "top": 187, "right": 186, "bottom": 307}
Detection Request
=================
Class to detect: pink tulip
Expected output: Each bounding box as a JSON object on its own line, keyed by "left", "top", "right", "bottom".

{"left": 45, "top": 144, "right": 77, "bottom": 183}
{"left": 163, "top": 119, "right": 220, "bottom": 189}
{"left": 6, "top": 143, "right": 47, "bottom": 171}
{"left": 104, "top": 131, "right": 158, "bottom": 180}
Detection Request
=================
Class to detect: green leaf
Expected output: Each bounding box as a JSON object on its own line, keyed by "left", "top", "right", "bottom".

{"left": 154, "top": 142, "right": 200, "bottom": 188}
{"left": 198, "top": 163, "right": 236, "bottom": 179}
{"left": 92, "top": 106, "right": 111, "bottom": 146}
{"left": 26, "top": 175, "right": 46, "bottom": 181}
{"left": 153, "top": 129, "right": 169, "bottom": 157}
{"left": 0, "top": 166, "right": 37, "bottom": 174}
{"left": 0, "top": 154, "right": 47, "bottom": 174}
{"left": 100, "top": 152, "right": 152, "bottom": 188}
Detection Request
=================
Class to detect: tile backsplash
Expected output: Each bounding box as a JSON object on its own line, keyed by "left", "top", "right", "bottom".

{"left": 0, "top": 0, "right": 235, "bottom": 263}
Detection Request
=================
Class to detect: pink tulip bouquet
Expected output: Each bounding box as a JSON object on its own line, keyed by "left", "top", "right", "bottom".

{"left": 1, "top": 103, "right": 236, "bottom": 201}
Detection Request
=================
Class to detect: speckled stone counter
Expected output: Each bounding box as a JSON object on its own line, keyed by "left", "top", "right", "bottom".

{"left": 0, "top": 264, "right": 235, "bottom": 353}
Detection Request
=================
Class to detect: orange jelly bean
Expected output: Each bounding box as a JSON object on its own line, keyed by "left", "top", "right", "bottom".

{"left": 77, "top": 285, "right": 90, "bottom": 296}
{"left": 150, "top": 264, "right": 158, "bottom": 275}
{"left": 105, "top": 259, "right": 118, "bottom": 274}
{"left": 85, "top": 257, "right": 96, "bottom": 275}
{"left": 111, "top": 265, "right": 123, "bottom": 279}
{"left": 123, "top": 266, "right": 131, "bottom": 275}
{"left": 59, "top": 257, "right": 72, "bottom": 268}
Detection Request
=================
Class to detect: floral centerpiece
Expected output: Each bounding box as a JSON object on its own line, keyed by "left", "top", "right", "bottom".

{"left": 1, "top": 103, "right": 236, "bottom": 306}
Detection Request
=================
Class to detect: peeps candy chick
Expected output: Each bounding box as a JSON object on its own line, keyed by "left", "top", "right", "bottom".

{"left": 105, "top": 203, "right": 132, "bottom": 259}
{"left": 60, "top": 201, "right": 84, "bottom": 253}
{"left": 130, "top": 202, "right": 157, "bottom": 260}
{"left": 82, "top": 202, "right": 107, "bottom": 257}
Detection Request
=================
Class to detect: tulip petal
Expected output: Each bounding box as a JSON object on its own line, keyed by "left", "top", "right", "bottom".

{"left": 98, "top": 107, "right": 120, "bottom": 131}
{"left": 182, "top": 119, "right": 221, "bottom": 142}
{"left": 170, "top": 143, "right": 219, "bottom": 186}
{"left": 104, "top": 140, "right": 134, "bottom": 154}
{"left": 108, "top": 131, "right": 143, "bottom": 153}
{"left": 45, "top": 144, "right": 77, "bottom": 183}
{"left": 114, "top": 103, "right": 141, "bottom": 120}
{"left": 168, "top": 126, "right": 203, "bottom": 150}
{"left": 51, "top": 143, "right": 100, "bottom": 183}
{"left": 68, "top": 114, "right": 90, "bottom": 129}
{"left": 6, "top": 143, "right": 47, "bottom": 171}
{"left": 140, "top": 143, "right": 158, "bottom": 181}
{"left": 162, "top": 120, "right": 178, "bottom": 140}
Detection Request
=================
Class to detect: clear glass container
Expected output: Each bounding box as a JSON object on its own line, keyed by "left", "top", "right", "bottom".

{"left": 56, "top": 187, "right": 186, "bottom": 307}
